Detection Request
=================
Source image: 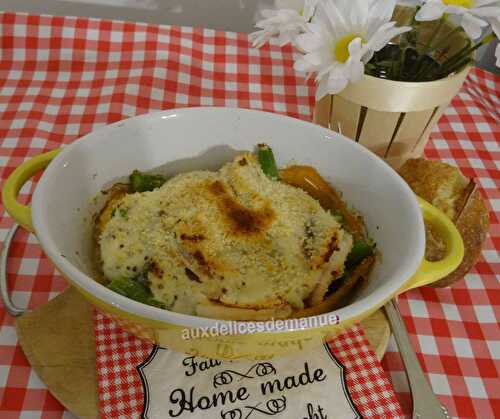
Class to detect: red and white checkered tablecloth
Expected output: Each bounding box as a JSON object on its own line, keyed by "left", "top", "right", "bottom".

{"left": 0, "top": 11, "right": 498, "bottom": 419}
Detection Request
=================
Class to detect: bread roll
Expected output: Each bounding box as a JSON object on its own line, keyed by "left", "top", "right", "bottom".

{"left": 399, "top": 158, "right": 489, "bottom": 287}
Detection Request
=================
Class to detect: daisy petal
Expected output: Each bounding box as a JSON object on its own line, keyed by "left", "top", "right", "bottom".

{"left": 349, "top": 0, "right": 369, "bottom": 30}
{"left": 362, "top": 50, "right": 375, "bottom": 64}
{"left": 461, "top": 13, "right": 488, "bottom": 39}
{"left": 346, "top": 59, "right": 365, "bottom": 83}
{"left": 347, "top": 37, "right": 366, "bottom": 61}
{"left": 295, "top": 31, "right": 324, "bottom": 51}
{"left": 470, "top": 6, "right": 500, "bottom": 18}
{"left": 416, "top": 3, "right": 446, "bottom": 21}
{"left": 348, "top": 36, "right": 363, "bottom": 52}
{"left": 327, "top": 66, "right": 349, "bottom": 94}
{"left": 303, "top": 0, "right": 318, "bottom": 20}
{"left": 397, "top": 0, "right": 423, "bottom": 6}
{"left": 277, "top": 31, "right": 293, "bottom": 46}
{"left": 368, "top": 23, "right": 411, "bottom": 51}
{"left": 474, "top": 0, "right": 500, "bottom": 6}
{"left": 318, "top": 0, "right": 350, "bottom": 39}
{"left": 294, "top": 0, "right": 405, "bottom": 95}
{"left": 249, "top": 30, "right": 272, "bottom": 48}
{"left": 370, "top": 0, "right": 397, "bottom": 27}
{"left": 489, "top": 17, "right": 500, "bottom": 38}
{"left": 294, "top": 56, "right": 315, "bottom": 72}
{"left": 303, "top": 49, "right": 332, "bottom": 66}
{"left": 445, "top": 5, "right": 468, "bottom": 15}
{"left": 315, "top": 74, "right": 331, "bottom": 100}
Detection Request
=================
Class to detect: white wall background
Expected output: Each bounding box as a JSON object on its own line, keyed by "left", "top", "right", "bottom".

{"left": 0, "top": 0, "right": 497, "bottom": 73}
{"left": 0, "top": 0, "right": 262, "bottom": 32}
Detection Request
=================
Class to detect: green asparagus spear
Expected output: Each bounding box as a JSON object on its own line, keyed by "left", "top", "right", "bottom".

{"left": 257, "top": 143, "right": 279, "bottom": 180}
{"left": 345, "top": 240, "right": 374, "bottom": 270}
{"left": 107, "top": 277, "right": 165, "bottom": 309}
{"left": 129, "top": 170, "right": 166, "bottom": 193}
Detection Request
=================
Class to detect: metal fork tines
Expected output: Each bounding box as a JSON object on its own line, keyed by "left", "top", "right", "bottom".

{"left": 384, "top": 298, "right": 451, "bottom": 419}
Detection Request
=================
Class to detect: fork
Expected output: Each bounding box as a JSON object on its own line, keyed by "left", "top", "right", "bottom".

{"left": 384, "top": 298, "right": 451, "bottom": 419}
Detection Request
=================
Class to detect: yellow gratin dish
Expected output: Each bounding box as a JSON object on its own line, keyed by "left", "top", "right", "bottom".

{"left": 2, "top": 107, "right": 463, "bottom": 360}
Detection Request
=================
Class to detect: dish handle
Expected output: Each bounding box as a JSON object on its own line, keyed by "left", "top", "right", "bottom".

{"left": 401, "top": 197, "right": 464, "bottom": 292}
{"left": 1, "top": 149, "right": 61, "bottom": 233}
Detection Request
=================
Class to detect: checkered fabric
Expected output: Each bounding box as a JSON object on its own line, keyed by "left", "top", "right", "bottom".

{"left": 94, "top": 312, "right": 151, "bottom": 417}
{"left": 326, "top": 326, "right": 403, "bottom": 417}
{"left": 94, "top": 312, "right": 403, "bottom": 418}
{"left": 382, "top": 68, "right": 500, "bottom": 418}
{"left": 0, "top": 10, "right": 498, "bottom": 418}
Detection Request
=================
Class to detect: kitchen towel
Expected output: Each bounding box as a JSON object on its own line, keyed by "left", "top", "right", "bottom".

{"left": 94, "top": 311, "right": 403, "bottom": 418}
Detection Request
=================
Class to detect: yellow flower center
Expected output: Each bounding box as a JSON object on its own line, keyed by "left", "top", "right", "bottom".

{"left": 443, "top": 0, "right": 473, "bottom": 8}
{"left": 334, "top": 34, "right": 363, "bottom": 63}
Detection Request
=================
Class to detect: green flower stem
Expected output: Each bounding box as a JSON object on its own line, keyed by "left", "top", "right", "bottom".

{"left": 409, "top": 6, "right": 421, "bottom": 39}
{"left": 480, "top": 32, "right": 496, "bottom": 45}
{"left": 396, "top": 7, "right": 420, "bottom": 81}
{"left": 414, "top": 59, "right": 434, "bottom": 81}
{"left": 412, "top": 15, "right": 446, "bottom": 79}
{"left": 437, "top": 34, "right": 495, "bottom": 77}
{"left": 423, "top": 15, "right": 446, "bottom": 52}
{"left": 391, "top": 6, "right": 420, "bottom": 80}
{"left": 391, "top": 52, "right": 397, "bottom": 79}
{"left": 401, "top": 6, "right": 420, "bottom": 49}
{"left": 438, "top": 42, "right": 472, "bottom": 70}
{"left": 398, "top": 48, "right": 406, "bottom": 79}
{"left": 447, "top": 33, "right": 494, "bottom": 65}
{"left": 394, "top": 46, "right": 404, "bottom": 80}
{"left": 435, "top": 44, "right": 452, "bottom": 62}
{"left": 408, "top": 6, "right": 419, "bottom": 25}
{"left": 436, "top": 56, "right": 473, "bottom": 78}
{"left": 433, "top": 26, "right": 462, "bottom": 50}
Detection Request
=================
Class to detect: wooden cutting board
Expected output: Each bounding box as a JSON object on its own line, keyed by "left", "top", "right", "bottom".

{"left": 15, "top": 287, "right": 390, "bottom": 418}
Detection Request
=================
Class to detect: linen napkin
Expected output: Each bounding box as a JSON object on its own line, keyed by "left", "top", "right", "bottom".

{"left": 94, "top": 311, "right": 403, "bottom": 418}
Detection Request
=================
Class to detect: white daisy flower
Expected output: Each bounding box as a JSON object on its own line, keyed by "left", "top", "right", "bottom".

{"left": 489, "top": 17, "right": 500, "bottom": 66}
{"left": 294, "top": 0, "right": 412, "bottom": 99}
{"left": 397, "top": 0, "right": 424, "bottom": 6}
{"left": 249, "top": 0, "right": 318, "bottom": 47}
{"left": 416, "top": 0, "right": 500, "bottom": 40}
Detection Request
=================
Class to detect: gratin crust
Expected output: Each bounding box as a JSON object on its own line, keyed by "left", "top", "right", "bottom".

{"left": 95, "top": 154, "right": 354, "bottom": 316}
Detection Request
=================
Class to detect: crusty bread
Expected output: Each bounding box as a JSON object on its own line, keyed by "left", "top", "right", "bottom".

{"left": 399, "top": 158, "right": 489, "bottom": 287}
